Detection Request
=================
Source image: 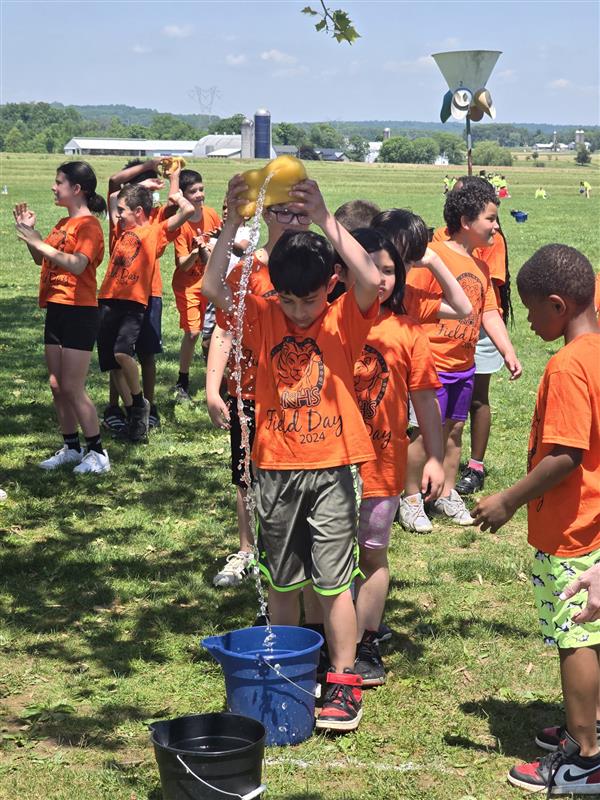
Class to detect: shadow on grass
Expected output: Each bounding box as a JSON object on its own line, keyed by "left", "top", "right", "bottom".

{"left": 458, "top": 696, "right": 563, "bottom": 759}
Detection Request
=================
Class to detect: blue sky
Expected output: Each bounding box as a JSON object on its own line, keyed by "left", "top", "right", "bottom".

{"left": 1, "top": 0, "right": 598, "bottom": 125}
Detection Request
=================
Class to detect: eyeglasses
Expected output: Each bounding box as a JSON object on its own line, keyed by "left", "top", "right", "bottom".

{"left": 268, "top": 208, "right": 310, "bottom": 225}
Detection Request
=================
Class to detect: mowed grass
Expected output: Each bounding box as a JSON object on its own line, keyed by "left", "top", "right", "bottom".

{"left": 0, "top": 153, "right": 599, "bottom": 800}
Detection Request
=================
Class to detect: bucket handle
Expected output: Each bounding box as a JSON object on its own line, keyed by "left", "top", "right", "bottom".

{"left": 258, "top": 655, "right": 320, "bottom": 698}
{"left": 176, "top": 754, "right": 267, "bottom": 800}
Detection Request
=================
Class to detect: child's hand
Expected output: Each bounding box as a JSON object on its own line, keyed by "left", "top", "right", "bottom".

{"left": 207, "top": 393, "right": 231, "bottom": 430}
{"left": 413, "top": 247, "right": 437, "bottom": 270}
{"left": 224, "top": 175, "right": 249, "bottom": 226}
{"left": 13, "top": 203, "right": 36, "bottom": 227}
{"left": 561, "top": 564, "right": 600, "bottom": 623}
{"left": 289, "top": 179, "right": 328, "bottom": 227}
{"left": 167, "top": 190, "right": 183, "bottom": 206}
{"left": 139, "top": 178, "right": 165, "bottom": 192}
{"left": 421, "top": 458, "right": 444, "bottom": 502}
{"left": 504, "top": 353, "right": 522, "bottom": 380}
{"left": 15, "top": 222, "right": 43, "bottom": 246}
{"left": 472, "top": 491, "right": 516, "bottom": 533}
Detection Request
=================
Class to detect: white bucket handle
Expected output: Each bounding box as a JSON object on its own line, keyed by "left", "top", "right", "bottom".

{"left": 176, "top": 754, "right": 267, "bottom": 800}
{"left": 257, "top": 655, "right": 320, "bottom": 698}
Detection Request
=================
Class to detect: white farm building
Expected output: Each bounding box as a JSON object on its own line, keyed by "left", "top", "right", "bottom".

{"left": 63, "top": 137, "right": 198, "bottom": 157}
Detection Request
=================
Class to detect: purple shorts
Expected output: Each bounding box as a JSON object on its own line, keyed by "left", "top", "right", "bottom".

{"left": 436, "top": 366, "right": 476, "bottom": 422}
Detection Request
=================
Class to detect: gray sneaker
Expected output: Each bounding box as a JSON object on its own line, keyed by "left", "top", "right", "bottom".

{"left": 431, "top": 489, "right": 474, "bottom": 526}
{"left": 398, "top": 495, "right": 433, "bottom": 533}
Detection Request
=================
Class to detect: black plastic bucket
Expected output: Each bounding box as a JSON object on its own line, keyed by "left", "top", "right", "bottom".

{"left": 150, "top": 712, "right": 266, "bottom": 800}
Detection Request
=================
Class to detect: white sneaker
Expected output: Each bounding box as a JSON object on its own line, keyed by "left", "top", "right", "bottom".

{"left": 73, "top": 449, "right": 111, "bottom": 475}
{"left": 0, "top": 488, "right": 7, "bottom": 502}
{"left": 432, "top": 489, "right": 474, "bottom": 526}
{"left": 213, "top": 551, "right": 254, "bottom": 588}
{"left": 38, "top": 445, "right": 83, "bottom": 470}
{"left": 398, "top": 495, "right": 433, "bottom": 533}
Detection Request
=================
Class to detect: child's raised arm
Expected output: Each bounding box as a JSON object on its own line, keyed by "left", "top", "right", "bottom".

{"left": 206, "top": 324, "right": 233, "bottom": 430}
{"left": 165, "top": 190, "right": 194, "bottom": 233}
{"left": 108, "top": 190, "right": 120, "bottom": 229}
{"left": 109, "top": 157, "right": 162, "bottom": 193}
{"left": 413, "top": 247, "right": 472, "bottom": 319}
{"left": 290, "top": 179, "right": 380, "bottom": 312}
{"left": 13, "top": 204, "right": 42, "bottom": 265}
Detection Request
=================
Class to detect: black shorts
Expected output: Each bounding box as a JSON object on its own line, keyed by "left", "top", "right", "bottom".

{"left": 97, "top": 299, "right": 145, "bottom": 372}
{"left": 44, "top": 302, "right": 99, "bottom": 352}
{"left": 135, "top": 295, "right": 163, "bottom": 356}
{"left": 228, "top": 396, "right": 255, "bottom": 487}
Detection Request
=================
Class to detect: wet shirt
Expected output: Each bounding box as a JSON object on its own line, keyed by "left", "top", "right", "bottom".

{"left": 172, "top": 207, "right": 222, "bottom": 293}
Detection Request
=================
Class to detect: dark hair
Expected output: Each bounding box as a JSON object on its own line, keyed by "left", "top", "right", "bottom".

{"left": 117, "top": 184, "right": 153, "bottom": 217}
{"left": 334, "top": 199, "right": 380, "bottom": 231}
{"left": 57, "top": 161, "right": 106, "bottom": 215}
{"left": 371, "top": 208, "right": 428, "bottom": 264}
{"left": 123, "top": 158, "right": 159, "bottom": 183}
{"left": 494, "top": 222, "right": 513, "bottom": 325}
{"left": 517, "top": 244, "right": 595, "bottom": 308}
{"left": 180, "top": 169, "right": 203, "bottom": 194}
{"left": 269, "top": 231, "right": 334, "bottom": 296}
{"left": 352, "top": 227, "right": 406, "bottom": 315}
{"left": 444, "top": 177, "right": 498, "bottom": 234}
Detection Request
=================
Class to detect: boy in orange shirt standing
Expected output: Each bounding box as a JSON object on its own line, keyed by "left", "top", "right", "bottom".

{"left": 98, "top": 185, "right": 193, "bottom": 441}
{"left": 172, "top": 169, "right": 222, "bottom": 400}
{"left": 204, "top": 175, "right": 381, "bottom": 732}
{"left": 401, "top": 179, "right": 521, "bottom": 530}
{"left": 474, "top": 244, "right": 600, "bottom": 795}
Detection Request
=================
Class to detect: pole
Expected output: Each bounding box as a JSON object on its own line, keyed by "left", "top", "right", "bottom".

{"left": 466, "top": 114, "right": 472, "bottom": 176}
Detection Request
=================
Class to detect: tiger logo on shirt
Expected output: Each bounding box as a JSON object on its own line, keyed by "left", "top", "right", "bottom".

{"left": 110, "top": 231, "right": 142, "bottom": 281}
{"left": 457, "top": 272, "right": 484, "bottom": 328}
{"left": 354, "top": 345, "right": 389, "bottom": 420}
{"left": 271, "top": 336, "right": 324, "bottom": 409}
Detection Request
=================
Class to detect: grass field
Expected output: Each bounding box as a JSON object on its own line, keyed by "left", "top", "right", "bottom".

{"left": 0, "top": 153, "right": 599, "bottom": 800}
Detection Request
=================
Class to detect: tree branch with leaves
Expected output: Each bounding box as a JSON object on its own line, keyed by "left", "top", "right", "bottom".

{"left": 302, "top": 2, "right": 360, "bottom": 44}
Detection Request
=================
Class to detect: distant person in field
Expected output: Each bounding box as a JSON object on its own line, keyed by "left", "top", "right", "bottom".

{"left": 580, "top": 180, "right": 592, "bottom": 199}
{"left": 97, "top": 180, "right": 193, "bottom": 442}
{"left": 171, "top": 169, "right": 222, "bottom": 401}
{"left": 432, "top": 177, "right": 514, "bottom": 497}
{"left": 102, "top": 158, "right": 177, "bottom": 434}
{"left": 13, "top": 161, "right": 110, "bottom": 475}
{"left": 474, "top": 244, "right": 600, "bottom": 796}
{"left": 399, "top": 179, "right": 521, "bottom": 531}
{"left": 535, "top": 187, "right": 548, "bottom": 200}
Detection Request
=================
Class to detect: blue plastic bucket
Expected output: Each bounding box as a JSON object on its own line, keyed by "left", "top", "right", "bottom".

{"left": 514, "top": 211, "right": 528, "bottom": 223}
{"left": 202, "top": 626, "right": 323, "bottom": 747}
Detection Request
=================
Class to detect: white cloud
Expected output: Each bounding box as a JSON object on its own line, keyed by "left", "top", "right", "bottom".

{"left": 226, "top": 53, "right": 247, "bottom": 67}
{"left": 163, "top": 24, "right": 193, "bottom": 38}
{"left": 383, "top": 56, "right": 434, "bottom": 73}
{"left": 548, "top": 78, "right": 571, "bottom": 90}
{"left": 131, "top": 44, "right": 151, "bottom": 55}
{"left": 272, "top": 65, "right": 309, "bottom": 79}
{"left": 260, "top": 49, "right": 297, "bottom": 65}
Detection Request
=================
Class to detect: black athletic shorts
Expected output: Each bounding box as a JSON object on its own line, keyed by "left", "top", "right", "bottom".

{"left": 44, "top": 302, "right": 99, "bottom": 352}
{"left": 135, "top": 295, "right": 163, "bottom": 356}
{"left": 97, "top": 299, "right": 145, "bottom": 372}
{"left": 228, "top": 395, "right": 255, "bottom": 488}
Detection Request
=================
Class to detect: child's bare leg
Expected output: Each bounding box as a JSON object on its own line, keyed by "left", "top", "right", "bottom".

{"left": 302, "top": 585, "right": 323, "bottom": 625}
{"left": 470, "top": 374, "right": 492, "bottom": 462}
{"left": 114, "top": 353, "right": 142, "bottom": 396}
{"left": 404, "top": 430, "right": 427, "bottom": 496}
{"left": 355, "top": 546, "right": 389, "bottom": 640}
{"left": 559, "top": 646, "right": 600, "bottom": 755}
{"left": 138, "top": 353, "right": 155, "bottom": 403}
{"left": 317, "top": 589, "right": 357, "bottom": 672}
{"left": 268, "top": 587, "right": 301, "bottom": 625}
{"left": 45, "top": 345, "right": 78, "bottom": 434}
{"left": 236, "top": 486, "right": 254, "bottom": 552}
{"left": 443, "top": 418, "right": 465, "bottom": 495}
{"left": 111, "top": 368, "right": 132, "bottom": 407}
{"left": 108, "top": 371, "right": 120, "bottom": 406}
{"left": 60, "top": 349, "right": 99, "bottom": 438}
{"left": 179, "top": 331, "right": 200, "bottom": 373}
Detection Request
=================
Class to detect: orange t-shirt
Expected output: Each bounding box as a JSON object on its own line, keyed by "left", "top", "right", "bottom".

{"left": 594, "top": 273, "right": 600, "bottom": 316}
{"left": 39, "top": 216, "right": 104, "bottom": 308}
{"left": 355, "top": 310, "right": 441, "bottom": 498}
{"left": 403, "top": 279, "right": 443, "bottom": 323}
{"left": 433, "top": 225, "right": 505, "bottom": 308}
{"left": 406, "top": 241, "right": 497, "bottom": 372}
{"left": 242, "top": 288, "right": 378, "bottom": 470}
{"left": 172, "top": 207, "right": 222, "bottom": 294}
{"left": 108, "top": 201, "right": 176, "bottom": 297}
{"left": 527, "top": 333, "right": 600, "bottom": 557}
{"left": 216, "top": 252, "right": 276, "bottom": 400}
{"left": 99, "top": 219, "right": 171, "bottom": 308}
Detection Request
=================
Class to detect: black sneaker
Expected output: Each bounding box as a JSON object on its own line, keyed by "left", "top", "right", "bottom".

{"left": 536, "top": 721, "right": 600, "bottom": 752}
{"left": 354, "top": 630, "right": 386, "bottom": 687}
{"left": 173, "top": 384, "right": 192, "bottom": 403}
{"left": 456, "top": 465, "right": 485, "bottom": 495}
{"left": 374, "top": 622, "right": 393, "bottom": 644}
{"left": 102, "top": 404, "right": 127, "bottom": 434}
{"left": 148, "top": 404, "right": 160, "bottom": 429}
{"left": 128, "top": 399, "right": 150, "bottom": 442}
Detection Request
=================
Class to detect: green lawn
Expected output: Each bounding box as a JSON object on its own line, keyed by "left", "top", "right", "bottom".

{"left": 0, "top": 153, "right": 599, "bottom": 800}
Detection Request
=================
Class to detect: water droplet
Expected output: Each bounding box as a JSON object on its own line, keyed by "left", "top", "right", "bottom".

{"left": 281, "top": 702, "right": 287, "bottom": 710}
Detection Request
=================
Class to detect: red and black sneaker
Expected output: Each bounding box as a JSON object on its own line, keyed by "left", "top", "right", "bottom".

{"left": 509, "top": 730, "right": 600, "bottom": 794}
{"left": 315, "top": 668, "right": 363, "bottom": 732}
{"left": 536, "top": 721, "right": 600, "bottom": 752}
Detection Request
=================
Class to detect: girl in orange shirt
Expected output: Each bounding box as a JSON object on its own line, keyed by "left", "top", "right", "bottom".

{"left": 14, "top": 161, "right": 110, "bottom": 474}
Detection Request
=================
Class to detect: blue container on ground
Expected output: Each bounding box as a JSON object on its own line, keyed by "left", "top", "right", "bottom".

{"left": 202, "top": 625, "right": 323, "bottom": 747}
{"left": 513, "top": 211, "right": 528, "bottom": 223}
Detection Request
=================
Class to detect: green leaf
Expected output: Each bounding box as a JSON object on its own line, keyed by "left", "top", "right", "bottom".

{"left": 301, "top": 5, "right": 318, "bottom": 14}
{"left": 315, "top": 19, "right": 327, "bottom": 31}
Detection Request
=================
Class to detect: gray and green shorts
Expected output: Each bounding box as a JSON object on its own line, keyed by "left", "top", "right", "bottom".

{"left": 254, "top": 465, "right": 361, "bottom": 596}
{"left": 532, "top": 547, "right": 600, "bottom": 649}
